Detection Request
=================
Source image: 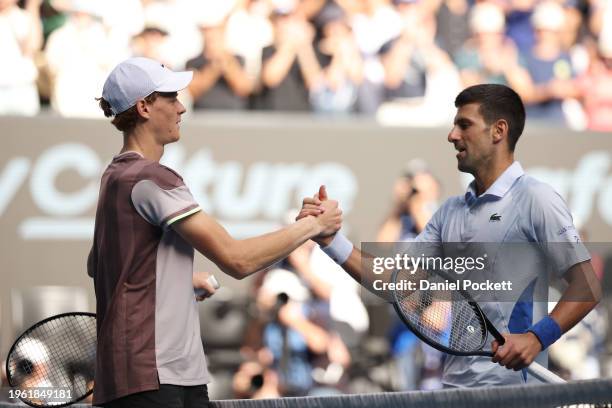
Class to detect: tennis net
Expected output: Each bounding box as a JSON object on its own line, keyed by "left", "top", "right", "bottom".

{"left": 2, "top": 378, "right": 611, "bottom": 408}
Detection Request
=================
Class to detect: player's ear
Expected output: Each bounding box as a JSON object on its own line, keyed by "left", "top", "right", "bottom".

{"left": 135, "top": 99, "right": 150, "bottom": 119}
{"left": 491, "top": 119, "right": 508, "bottom": 145}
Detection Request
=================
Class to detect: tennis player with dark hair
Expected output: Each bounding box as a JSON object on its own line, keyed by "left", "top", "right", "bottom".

{"left": 299, "top": 84, "right": 601, "bottom": 387}
{"left": 88, "top": 57, "right": 342, "bottom": 408}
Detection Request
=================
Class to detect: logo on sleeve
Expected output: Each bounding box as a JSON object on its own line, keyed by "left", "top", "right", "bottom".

{"left": 489, "top": 213, "right": 502, "bottom": 222}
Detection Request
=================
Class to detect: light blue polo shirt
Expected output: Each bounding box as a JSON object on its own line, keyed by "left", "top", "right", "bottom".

{"left": 415, "top": 161, "right": 590, "bottom": 387}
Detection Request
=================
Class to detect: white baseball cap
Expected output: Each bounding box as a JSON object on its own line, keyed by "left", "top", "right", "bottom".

{"left": 102, "top": 57, "right": 193, "bottom": 115}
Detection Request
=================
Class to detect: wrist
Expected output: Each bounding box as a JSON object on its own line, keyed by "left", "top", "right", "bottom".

{"left": 320, "top": 232, "right": 352, "bottom": 265}
{"left": 313, "top": 234, "right": 334, "bottom": 247}
{"left": 301, "top": 215, "right": 321, "bottom": 237}
{"left": 525, "top": 331, "right": 543, "bottom": 352}
{"left": 527, "top": 316, "right": 562, "bottom": 350}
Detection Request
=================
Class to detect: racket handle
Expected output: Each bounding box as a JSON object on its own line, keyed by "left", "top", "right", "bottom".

{"left": 526, "top": 362, "right": 566, "bottom": 383}
{"left": 194, "top": 275, "right": 220, "bottom": 297}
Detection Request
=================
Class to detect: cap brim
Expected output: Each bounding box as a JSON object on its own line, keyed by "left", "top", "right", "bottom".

{"left": 156, "top": 71, "right": 193, "bottom": 93}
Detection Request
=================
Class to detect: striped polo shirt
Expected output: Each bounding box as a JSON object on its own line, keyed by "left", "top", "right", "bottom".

{"left": 88, "top": 151, "right": 210, "bottom": 405}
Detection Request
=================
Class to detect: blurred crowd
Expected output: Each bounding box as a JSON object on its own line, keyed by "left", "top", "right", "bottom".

{"left": 2, "top": 0, "right": 612, "bottom": 130}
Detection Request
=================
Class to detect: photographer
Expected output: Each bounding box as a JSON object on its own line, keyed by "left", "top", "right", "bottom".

{"left": 377, "top": 161, "right": 440, "bottom": 242}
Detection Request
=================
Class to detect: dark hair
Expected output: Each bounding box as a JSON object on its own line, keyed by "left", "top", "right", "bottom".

{"left": 454, "top": 84, "right": 525, "bottom": 151}
{"left": 96, "top": 93, "right": 159, "bottom": 134}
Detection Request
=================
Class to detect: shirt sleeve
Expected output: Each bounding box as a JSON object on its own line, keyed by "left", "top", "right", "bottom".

{"left": 528, "top": 182, "right": 591, "bottom": 277}
{"left": 131, "top": 178, "right": 201, "bottom": 229}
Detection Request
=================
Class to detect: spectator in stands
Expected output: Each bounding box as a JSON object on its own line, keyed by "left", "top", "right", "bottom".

{"left": 131, "top": 26, "right": 170, "bottom": 64}
{"left": 577, "top": 34, "right": 612, "bottom": 131}
{"left": 242, "top": 237, "right": 357, "bottom": 397}
{"left": 377, "top": 161, "right": 442, "bottom": 390}
{"left": 255, "top": 268, "right": 328, "bottom": 395}
{"left": 309, "top": 4, "right": 364, "bottom": 113}
{"left": 504, "top": 0, "right": 538, "bottom": 54}
{"left": 45, "top": 0, "right": 125, "bottom": 117}
{"left": 224, "top": 0, "right": 274, "bottom": 87}
{"left": 0, "top": 0, "right": 42, "bottom": 116}
{"left": 186, "top": 12, "right": 254, "bottom": 110}
{"left": 286, "top": 245, "right": 354, "bottom": 395}
{"left": 349, "top": 0, "right": 402, "bottom": 113}
{"left": 254, "top": 7, "right": 321, "bottom": 111}
{"left": 381, "top": 0, "right": 429, "bottom": 101}
{"left": 434, "top": 0, "right": 470, "bottom": 58}
{"left": 453, "top": 2, "right": 533, "bottom": 97}
{"left": 520, "top": 1, "right": 577, "bottom": 125}
{"left": 140, "top": 0, "right": 201, "bottom": 69}
{"left": 377, "top": 160, "right": 440, "bottom": 242}
{"left": 287, "top": 240, "right": 369, "bottom": 341}
{"left": 554, "top": 33, "right": 612, "bottom": 132}
{"left": 376, "top": 0, "right": 461, "bottom": 126}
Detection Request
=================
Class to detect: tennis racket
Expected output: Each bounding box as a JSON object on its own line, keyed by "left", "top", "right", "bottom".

{"left": 5, "top": 312, "right": 97, "bottom": 407}
{"left": 391, "top": 267, "right": 565, "bottom": 384}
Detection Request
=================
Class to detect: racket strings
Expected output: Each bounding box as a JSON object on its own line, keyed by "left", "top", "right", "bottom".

{"left": 394, "top": 268, "right": 487, "bottom": 353}
{"left": 7, "top": 314, "right": 96, "bottom": 406}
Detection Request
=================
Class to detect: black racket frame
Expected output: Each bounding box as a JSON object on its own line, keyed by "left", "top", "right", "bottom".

{"left": 391, "top": 267, "right": 507, "bottom": 357}
{"left": 5, "top": 311, "right": 97, "bottom": 408}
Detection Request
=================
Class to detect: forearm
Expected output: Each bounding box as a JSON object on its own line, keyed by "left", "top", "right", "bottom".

{"left": 549, "top": 260, "right": 601, "bottom": 333}
{"left": 188, "top": 66, "right": 222, "bottom": 98}
{"left": 262, "top": 45, "right": 296, "bottom": 87}
{"left": 22, "top": 1, "right": 43, "bottom": 57}
{"left": 230, "top": 218, "right": 321, "bottom": 277}
{"left": 296, "top": 45, "right": 323, "bottom": 90}
{"left": 222, "top": 56, "right": 254, "bottom": 96}
{"left": 286, "top": 317, "right": 330, "bottom": 353}
{"left": 175, "top": 212, "right": 321, "bottom": 280}
{"left": 382, "top": 47, "right": 412, "bottom": 88}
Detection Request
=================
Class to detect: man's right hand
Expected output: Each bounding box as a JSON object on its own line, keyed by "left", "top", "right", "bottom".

{"left": 298, "top": 185, "right": 341, "bottom": 245}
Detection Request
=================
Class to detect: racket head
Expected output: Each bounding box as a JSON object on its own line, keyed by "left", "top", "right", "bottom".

{"left": 391, "top": 267, "right": 493, "bottom": 357}
{"left": 6, "top": 312, "right": 96, "bottom": 407}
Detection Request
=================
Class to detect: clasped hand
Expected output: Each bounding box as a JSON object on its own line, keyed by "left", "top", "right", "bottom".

{"left": 297, "top": 185, "right": 342, "bottom": 243}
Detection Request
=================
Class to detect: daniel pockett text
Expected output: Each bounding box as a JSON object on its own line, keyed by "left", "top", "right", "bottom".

{"left": 369, "top": 253, "right": 513, "bottom": 294}
{"left": 360, "top": 242, "right": 602, "bottom": 303}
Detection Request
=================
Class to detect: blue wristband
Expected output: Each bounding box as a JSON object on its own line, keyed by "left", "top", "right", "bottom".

{"left": 528, "top": 316, "right": 562, "bottom": 350}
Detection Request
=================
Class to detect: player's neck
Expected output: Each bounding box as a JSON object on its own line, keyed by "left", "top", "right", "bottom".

{"left": 121, "top": 130, "right": 164, "bottom": 162}
{"left": 473, "top": 156, "right": 514, "bottom": 196}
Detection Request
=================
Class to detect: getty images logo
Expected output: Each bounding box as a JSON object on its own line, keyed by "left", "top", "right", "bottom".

{"left": 0, "top": 144, "right": 358, "bottom": 240}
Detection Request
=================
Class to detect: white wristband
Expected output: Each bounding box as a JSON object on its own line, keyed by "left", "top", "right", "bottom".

{"left": 321, "top": 233, "right": 353, "bottom": 265}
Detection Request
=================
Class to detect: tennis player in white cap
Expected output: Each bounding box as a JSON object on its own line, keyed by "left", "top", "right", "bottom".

{"left": 89, "top": 57, "right": 342, "bottom": 408}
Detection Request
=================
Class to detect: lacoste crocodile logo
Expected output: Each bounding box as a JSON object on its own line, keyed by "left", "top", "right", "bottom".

{"left": 489, "top": 213, "right": 501, "bottom": 222}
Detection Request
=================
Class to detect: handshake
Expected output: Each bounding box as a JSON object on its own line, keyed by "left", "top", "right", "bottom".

{"left": 296, "top": 185, "right": 343, "bottom": 246}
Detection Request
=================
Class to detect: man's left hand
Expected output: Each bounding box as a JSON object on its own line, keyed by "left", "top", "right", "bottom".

{"left": 193, "top": 272, "right": 219, "bottom": 301}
